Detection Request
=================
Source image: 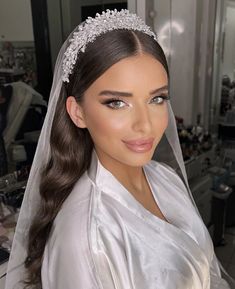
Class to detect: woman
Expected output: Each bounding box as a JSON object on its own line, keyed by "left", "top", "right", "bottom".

{"left": 5, "top": 9, "right": 234, "bottom": 289}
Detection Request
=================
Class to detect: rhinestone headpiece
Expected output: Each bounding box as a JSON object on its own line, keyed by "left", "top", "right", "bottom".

{"left": 62, "top": 9, "right": 157, "bottom": 83}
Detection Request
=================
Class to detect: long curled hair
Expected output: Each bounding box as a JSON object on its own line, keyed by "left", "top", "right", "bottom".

{"left": 24, "top": 29, "right": 169, "bottom": 288}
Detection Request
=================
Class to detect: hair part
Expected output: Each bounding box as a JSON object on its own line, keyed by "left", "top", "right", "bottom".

{"left": 24, "top": 28, "right": 168, "bottom": 288}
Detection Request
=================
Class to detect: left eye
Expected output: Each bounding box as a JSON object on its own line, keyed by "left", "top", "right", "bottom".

{"left": 150, "top": 96, "right": 166, "bottom": 104}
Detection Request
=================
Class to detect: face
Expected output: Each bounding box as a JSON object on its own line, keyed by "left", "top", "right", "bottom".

{"left": 68, "top": 53, "right": 169, "bottom": 168}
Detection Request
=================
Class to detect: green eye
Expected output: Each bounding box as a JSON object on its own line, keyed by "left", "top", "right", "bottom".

{"left": 102, "top": 98, "right": 126, "bottom": 109}
{"left": 151, "top": 95, "right": 170, "bottom": 104}
{"left": 109, "top": 100, "right": 125, "bottom": 109}
{"left": 152, "top": 97, "right": 164, "bottom": 104}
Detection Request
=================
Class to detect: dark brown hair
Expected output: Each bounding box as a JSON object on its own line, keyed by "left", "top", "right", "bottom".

{"left": 24, "top": 29, "right": 168, "bottom": 288}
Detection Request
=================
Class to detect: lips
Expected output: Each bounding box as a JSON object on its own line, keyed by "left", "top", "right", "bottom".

{"left": 122, "top": 138, "right": 154, "bottom": 153}
{"left": 122, "top": 138, "right": 154, "bottom": 145}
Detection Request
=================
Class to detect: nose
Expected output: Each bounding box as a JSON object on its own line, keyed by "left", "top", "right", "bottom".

{"left": 131, "top": 104, "right": 152, "bottom": 133}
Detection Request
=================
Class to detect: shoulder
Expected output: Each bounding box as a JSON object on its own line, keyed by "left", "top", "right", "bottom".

{"left": 42, "top": 171, "right": 99, "bottom": 288}
{"left": 51, "top": 171, "right": 93, "bottom": 240}
{"left": 60, "top": 171, "right": 92, "bottom": 212}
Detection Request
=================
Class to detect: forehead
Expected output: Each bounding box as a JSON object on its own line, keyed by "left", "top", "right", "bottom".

{"left": 86, "top": 53, "right": 168, "bottom": 94}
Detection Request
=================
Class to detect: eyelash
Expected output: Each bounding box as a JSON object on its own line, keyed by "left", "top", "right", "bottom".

{"left": 101, "top": 95, "right": 170, "bottom": 109}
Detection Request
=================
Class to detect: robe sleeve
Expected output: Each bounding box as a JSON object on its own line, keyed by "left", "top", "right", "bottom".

{"left": 41, "top": 199, "right": 102, "bottom": 289}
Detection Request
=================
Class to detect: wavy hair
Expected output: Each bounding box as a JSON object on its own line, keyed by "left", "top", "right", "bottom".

{"left": 24, "top": 29, "right": 168, "bottom": 288}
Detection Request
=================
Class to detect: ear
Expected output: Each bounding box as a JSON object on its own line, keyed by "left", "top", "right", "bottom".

{"left": 66, "top": 96, "right": 87, "bottom": 128}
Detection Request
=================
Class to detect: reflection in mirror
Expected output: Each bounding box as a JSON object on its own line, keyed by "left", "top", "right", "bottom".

{"left": 0, "top": 0, "right": 44, "bottom": 272}
{"left": 0, "top": 0, "right": 42, "bottom": 180}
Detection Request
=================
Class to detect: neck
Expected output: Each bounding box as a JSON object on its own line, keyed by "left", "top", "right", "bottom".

{"left": 94, "top": 148, "right": 148, "bottom": 195}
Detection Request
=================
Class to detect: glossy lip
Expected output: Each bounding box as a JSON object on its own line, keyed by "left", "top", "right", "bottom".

{"left": 122, "top": 138, "right": 154, "bottom": 153}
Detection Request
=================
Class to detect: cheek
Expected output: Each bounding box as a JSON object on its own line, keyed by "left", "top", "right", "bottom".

{"left": 162, "top": 108, "right": 169, "bottom": 129}
{"left": 153, "top": 105, "right": 169, "bottom": 131}
{"left": 84, "top": 107, "right": 128, "bottom": 139}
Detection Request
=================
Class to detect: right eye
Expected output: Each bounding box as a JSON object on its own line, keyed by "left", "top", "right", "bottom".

{"left": 102, "top": 98, "right": 126, "bottom": 109}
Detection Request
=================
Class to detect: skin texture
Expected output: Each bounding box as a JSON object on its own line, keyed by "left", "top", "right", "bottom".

{"left": 66, "top": 53, "right": 169, "bottom": 218}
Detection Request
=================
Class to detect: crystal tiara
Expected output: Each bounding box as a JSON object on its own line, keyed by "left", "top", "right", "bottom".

{"left": 62, "top": 9, "right": 157, "bottom": 83}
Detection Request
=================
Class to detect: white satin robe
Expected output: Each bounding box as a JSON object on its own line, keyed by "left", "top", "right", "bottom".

{"left": 41, "top": 149, "right": 230, "bottom": 289}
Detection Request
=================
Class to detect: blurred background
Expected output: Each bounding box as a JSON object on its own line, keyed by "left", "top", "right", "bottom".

{"left": 0, "top": 0, "right": 235, "bottom": 285}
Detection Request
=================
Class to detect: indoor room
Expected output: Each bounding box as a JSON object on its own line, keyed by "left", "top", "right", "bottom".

{"left": 0, "top": 0, "right": 234, "bottom": 288}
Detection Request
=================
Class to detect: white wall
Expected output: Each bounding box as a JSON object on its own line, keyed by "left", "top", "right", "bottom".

{"left": 223, "top": 2, "right": 235, "bottom": 80}
{"left": 0, "top": 0, "right": 34, "bottom": 41}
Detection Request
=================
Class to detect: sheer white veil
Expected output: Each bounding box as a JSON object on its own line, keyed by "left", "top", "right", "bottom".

{"left": 4, "top": 30, "right": 69, "bottom": 289}
{"left": 4, "top": 10, "right": 235, "bottom": 289}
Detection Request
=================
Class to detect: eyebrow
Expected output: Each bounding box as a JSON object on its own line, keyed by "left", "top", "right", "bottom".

{"left": 98, "top": 85, "right": 169, "bottom": 97}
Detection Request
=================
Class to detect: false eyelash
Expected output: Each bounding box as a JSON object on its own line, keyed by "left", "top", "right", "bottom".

{"left": 101, "top": 97, "right": 122, "bottom": 105}
{"left": 156, "top": 94, "right": 170, "bottom": 100}
{"left": 101, "top": 95, "right": 170, "bottom": 105}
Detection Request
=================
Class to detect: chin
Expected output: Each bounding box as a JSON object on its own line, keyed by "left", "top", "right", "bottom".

{"left": 120, "top": 151, "right": 154, "bottom": 167}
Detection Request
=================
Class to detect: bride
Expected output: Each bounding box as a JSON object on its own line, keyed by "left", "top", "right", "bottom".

{"left": 5, "top": 9, "right": 234, "bottom": 289}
